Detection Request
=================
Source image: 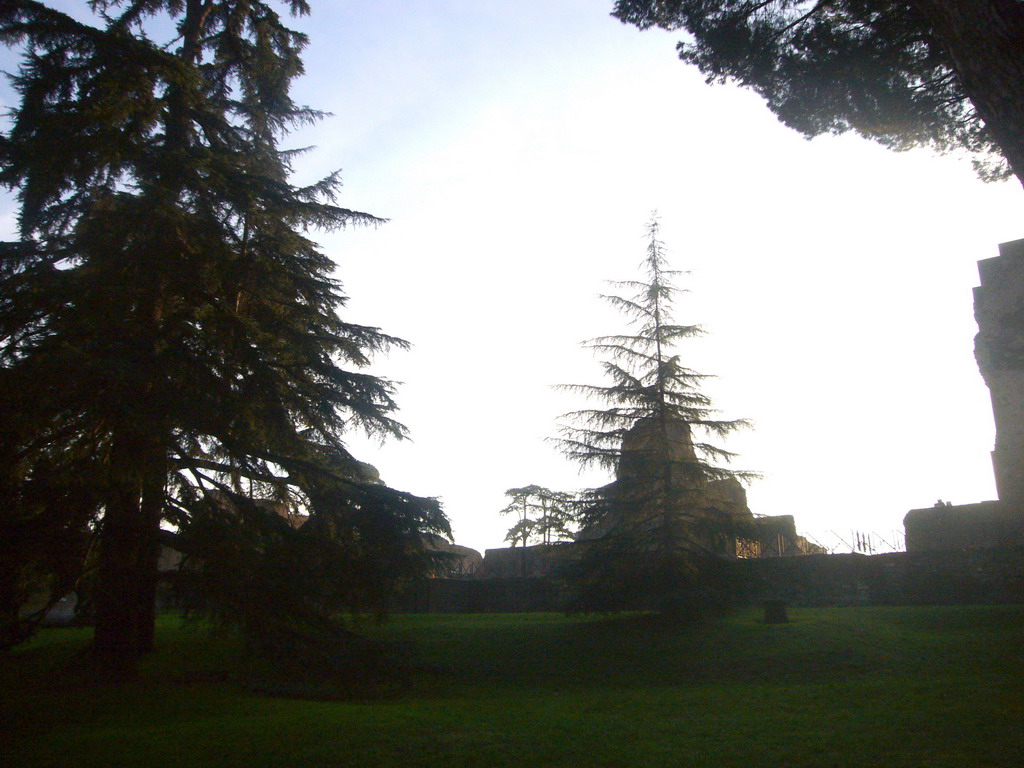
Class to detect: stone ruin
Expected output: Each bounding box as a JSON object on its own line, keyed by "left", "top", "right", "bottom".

{"left": 422, "top": 533, "right": 484, "bottom": 576}
{"left": 589, "top": 415, "right": 821, "bottom": 558}
{"left": 905, "top": 238, "right": 1024, "bottom": 551}
{"left": 574, "top": 416, "right": 780, "bottom": 554}
{"left": 477, "top": 416, "right": 821, "bottom": 579}
{"left": 574, "top": 416, "right": 753, "bottom": 549}
{"left": 975, "top": 239, "right": 1024, "bottom": 510}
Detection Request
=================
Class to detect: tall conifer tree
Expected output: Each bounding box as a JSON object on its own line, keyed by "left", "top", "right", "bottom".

{"left": 556, "top": 216, "right": 752, "bottom": 611}
{"left": 0, "top": 1, "right": 448, "bottom": 664}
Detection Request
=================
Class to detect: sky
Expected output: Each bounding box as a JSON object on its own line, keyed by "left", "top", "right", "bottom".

{"left": 3, "top": 1, "right": 1023, "bottom": 554}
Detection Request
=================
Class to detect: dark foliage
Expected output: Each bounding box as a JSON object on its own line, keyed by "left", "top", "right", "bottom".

{"left": 563, "top": 534, "right": 739, "bottom": 615}
{"left": 175, "top": 484, "right": 448, "bottom": 630}
{"left": 499, "top": 485, "right": 578, "bottom": 547}
{"left": 612, "top": 0, "right": 1024, "bottom": 184}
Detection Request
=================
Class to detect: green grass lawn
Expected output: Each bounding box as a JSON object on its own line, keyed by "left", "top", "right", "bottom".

{"left": 2, "top": 605, "right": 1022, "bottom": 767}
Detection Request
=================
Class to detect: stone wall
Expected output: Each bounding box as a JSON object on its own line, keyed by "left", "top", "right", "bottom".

{"left": 393, "top": 577, "right": 568, "bottom": 613}
{"left": 395, "top": 547, "right": 1024, "bottom": 612}
{"left": 474, "top": 543, "right": 577, "bottom": 579}
{"left": 732, "top": 548, "right": 1024, "bottom": 606}
{"left": 904, "top": 501, "right": 1024, "bottom": 551}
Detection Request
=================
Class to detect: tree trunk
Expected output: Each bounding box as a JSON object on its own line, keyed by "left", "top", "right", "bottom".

{"left": 93, "top": 485, "right": 146, "bottom": 668}
{"left": 912, "top": 0, "right": 1024, "bottom": 189}
{"left": 92, "top": 437, "right": 164, "bottom": 670}
{"left": 135, "top": 459, "right": 166, "bottom": 653}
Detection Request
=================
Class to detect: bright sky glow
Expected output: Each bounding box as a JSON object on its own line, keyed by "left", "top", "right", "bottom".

{"left": 2, "top": 1, "right": 1022, "bottom": 554}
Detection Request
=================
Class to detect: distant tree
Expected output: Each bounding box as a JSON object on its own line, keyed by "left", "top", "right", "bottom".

{"left": 0, "top": 1, "right": 448, "bottom": 667}
{"left": 555, "top": 216, "right": 752, "bottom": 613}
{"left": 499, "top": 485, "right": 577, "bottom": 547}
{"left": 612, "top": 0, "right": 1024, "bottom": 187}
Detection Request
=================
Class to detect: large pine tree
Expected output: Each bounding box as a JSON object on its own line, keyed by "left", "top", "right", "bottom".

{"left": 556, "top": 217, "right": 753, "bottom": 612}
{"left": 612, "top": 0, "right": 1024, "bottom": 188}
{"left": 0, "top": 1, "right": 448, "bottom": 665}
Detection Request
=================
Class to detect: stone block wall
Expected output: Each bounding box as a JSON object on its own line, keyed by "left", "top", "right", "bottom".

{"left": 394, "top": 546, "right": 1024, "bottom": 613}
{"left": 904, "top": 501, "right": 1024, "bottom": 551}
{"left": 474, "top": 544, "right": 576, "bottom": 579}
{"left": 730, "top": 547, "right": 1024, "bottom": 607}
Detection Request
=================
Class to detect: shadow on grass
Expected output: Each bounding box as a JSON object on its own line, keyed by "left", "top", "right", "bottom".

{"left": 5, "top": 605, "right": 1023, "bottom": 705}
{"left": 3, "top": 606, "right": 1023, "bottom": 768}
{"left": 387, "top": 604, "right": 1024, "bottom": 696}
